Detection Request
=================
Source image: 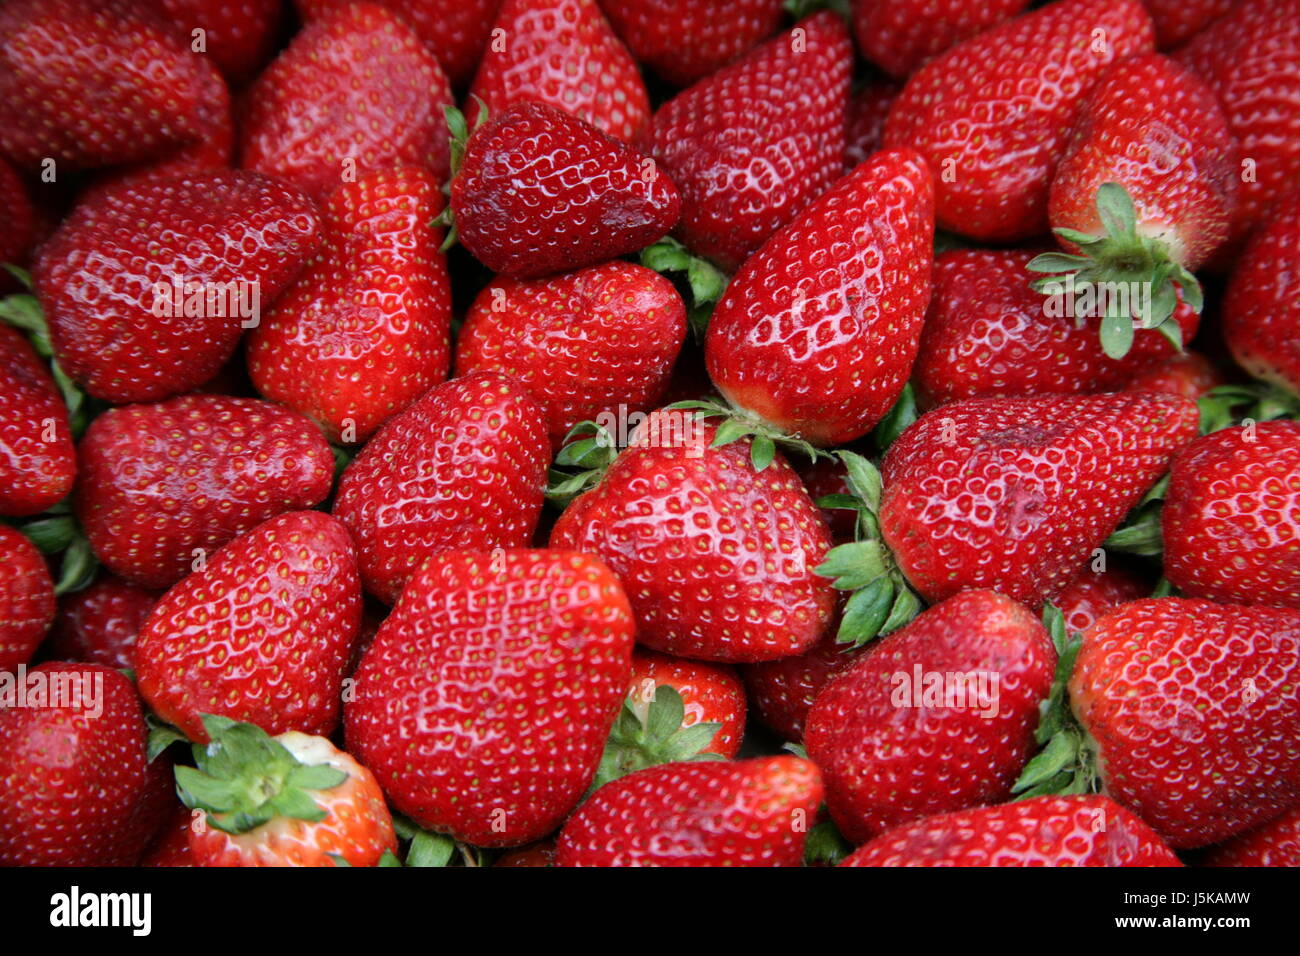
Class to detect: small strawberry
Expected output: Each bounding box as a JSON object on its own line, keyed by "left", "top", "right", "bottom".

{"left": 641, "top": 13, "right": 852, "bottom": 272}
{"left": 46, "top": 574, "right": 160, "bottom": 670}
{"left": 449, "top": 102, "right": 681, "bottom": 279}
{"left": 844, "top": 81, "right": 898, "bottom": 172}
{"left": 75, "top": 395, "right": 335, "bottom": 589}
{"left": 177, "top": 716, "right": 397, "bottom": 867}
{"left": 332, "top": 372, "right": 549, "bottom": 603}
{"left": 841, "top": 795, "right": 1180, "bottom": 866}
{"left": 241, "top": 2, "right": 454, "bottom": 199}
{"left": 0, "top": 324, "right": 75, "bottom": 517}
{"left": 1143, "top": 0, "right": 1232, "bottom": 48}
{"left": 851, "top": 0, "right": 1032, "bottom": 79}
{"left": 555, "top": 756, "right": 823, "bottom": 866}
{"left": 149, "top": 0, "right": 283, "bottom": 85}
{"left": 247, "top": 166, "right": 452, "bottom": 445}
{"left": 742, "top": 633, "right": 860, "bottom": 743}
{"left": 884, "top": 0, "right": 1154, "bottom": 242}
{"left": 345, "top": 548, "right": 635, "bottom": 846}
{"left": 0, "top": 526, "right": 55, "bottom": 673}
{"left": 469, "top": 0, "right": 650, "bottom": 142}
{"left": 1204, "top": 806, "right": 1300, "bottom": 868}
{"left": 1125, "top": 350, "right": 1223, "bottom": 401}
{"left": 1054, "top": 562, "right": 1148, "bottom": 637}
{"left": 454, "top": 261, "right": 686, "bottom": 450}
{"left": 134, "top": 511, "right": 363, "bottom": 742}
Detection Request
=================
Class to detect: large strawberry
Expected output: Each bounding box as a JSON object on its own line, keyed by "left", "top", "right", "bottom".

{"left": 135, "top": 511, "right": 362, "bottom": 742}
{"left": 841, "top": 795, "right": 1180, "bottom": 866}
{"left": 884, "top": 0, "right": 1154, "bottom": 242}
{"left": 555, "top": 756, "right": 823, "bottom": 866}
{"left": 46, "top": 574, "right": 159, "bottom": 670}
{"left": 0, "top": 526, "right": 55, "bottom": 673}
{"left": 1143, "top": 0, "right": 1232, "bottom": 48}
{"left": 469, "top": 0, "right": 649, "bottom": 142}
{"left": 332, "top": 372, "right": 549, "bottom": 603}
{"left": 33, "top": 170, "right": 321, "bottom": 404}
{"left": 641, "top": 13, "right": 852, "bottom": 272}
{"left": 241, "top": 2, "right": 453, "bottom": 199}
{"left": 75, "top": 395, "right": 334, "bottom": 589}
{"left": 851, "top": 0, "right": 1032, "bottom": 79}
{"left": 345, "top": 549, "right": 635, "bottom": 846}
{"left": 1204, "top": 807, "right": 1300, "bottom": 868}
{"left": 449, "top": 102, "right": 681, "bottom": 279}
{"left": 454, "top": 261, "right": 686, "bottom": 450}
{"left": 743, "top": 633, "right": 860, "bottom": 743}
{"left": 247, "top": 166, "right": 452, "bottom": 445}
{"left": 703, "top": 148, "right": 934, "bottom": 447}
{"left": 0, "top": 324, "right": 75, "bottom": 517}
{"left": 149, "top": 0, "right": 283, "bottom": 85}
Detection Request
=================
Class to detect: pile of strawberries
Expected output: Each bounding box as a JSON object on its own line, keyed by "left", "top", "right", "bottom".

{"left": 1, "top": 0, "right": 1298, "bottom": 869}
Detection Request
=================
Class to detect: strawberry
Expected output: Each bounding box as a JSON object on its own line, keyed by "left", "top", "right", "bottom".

{"left": 0, "top": 526, "right": 55, "bottom": 673}
{"left": 799, "top": 456, "right": 857, "bottom": 542}
{"left": 641, "top": 13, "right": 852, "bottom": 272}
{"left": 494, "top": 842, "right": 556, "bottom": 866}
{"left": 703, "top": 148, "right": 934, "bottom": 446}
{"left": 140, "top": 804, "right": 196, "bottom": 867}
{"left": 742, "top": 633, "right": 860, "bottom": 743}
{"left": 134, "top": 511, "right": 363, "bottom": 742}
{"left": 0, "top": 324, "right": 75, "bottom": 517}
{"left": 555, "top": 756, "right": 824, "bottom": 866}
{"left": 345, "top": 548, "right": 635, "bottom": 846}
{"left": 1161, "top": 421, "right": 1300, "bottom": 609}
{"left": 550, "top": 409, "right": 836, "bottom": 662}
{"left": 851, "top": 0, "right": 1032, "bottom": 79}
{"left": 241, "top": 2, "right": 454, "bottom": 199}
{"left": 1142, "top": 0, "right": 1232, "bottom": 48}
{"left": 1070, "top": 598, "right": 1300, "bottom": 848}
{"left": 841, "top": 795, "right": 1180, "bottom": 866}
{"left": 453, "top": 261, "right": 686, "bottom": 450}
{"left": 1125, "top": 350, "right": 1223, "bottom": 401}
{"left": 177, "top": 717, "right": 397, "bottom": 867}
{"left": 0, "top": 158, "right": 35, "bottom": 272}
{"left": 599, "top": 0, "right": 784, "bottom": 87}
{"left": 1204, "top": 807, "right": 1300, "bottom": 868}
{"left": 247, "top": 166, "right": 452, "bottom": 445}
{"left": 449, "top": 102, "right": 681, "bottom": 279}
{"left": 75, "top": 395, "right": 335, "bottom": 589}
{"left": 844, "top": 81, "right": 898, "bottom": 172}
{"left": 33, "top": 169, "right": 322, "bottom": 404}
{"left": 884, "top": 0, "right": 1154, "bottom": 242}
{"left": 149, "top": 0, "right": 283, "bottom": 85}
{"left": 1054, "top": 562, "right": 1148, "bottom": 637}
{"left": 0, "top": 662, "right": 172, "bottom": 865}
{"left": 332, "top": 372, "right": 549, "bottom": 603}
{"left": 46, "top": 574, "right": 160, "bottom": 670}
{"left": 469, "top": 0, "right": 649, "bottom": 142}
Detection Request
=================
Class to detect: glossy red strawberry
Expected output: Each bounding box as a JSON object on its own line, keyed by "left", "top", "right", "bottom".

{"left": 0, "top": 324, "right": 75, "bottom": 517}
{"left": 450, "top": 102, "right": 681, "bottom": 279}
{"left": 149, "top": 0, "right": 282, "bottom": 84}
{"left": 743, "top": 633, "right": 860, "bottom": 743}
{"left": 844, "top": 82, "right": 898, "bottom": 171}
{"left": 1125, "top": 350, "right": 1223, "bottom": 400}
{"left": 1054, "top": 562, "right": 1148, "bottom": 637}
{"left": 0, "top": 527, "right": 55, "bottom": 673}
{"left": 704, "top": 148, "right": 934, "bottom": 446}
{"left": 851, "top": 0, "right": 1031, "bottom": 78}
{"left": 241, "top": 2, "right": 453, "bottom": 199}
{"left": 134, "top": 511, "right": 362, "bottom": 742}
{"left": 345, "top": 549, "right": 635, "bottom": 846}
{"left": 33, "top": 169, "right": 321, "bottom": 404}
{"left": 46, "top": 574, "right": 159, "bottom": 670}
{"left": 841, "top": 795, "right": 1180, "bottom": 866}
{"left": 885, "top": 0, "right": 1154, "bottom": 242}
{"left": 1143, "top": 0, "right": 1232, "bottom": 48}
{"left": 1071, "top": 598, "right": 1300, "bottom": 848}
{"left": 75, "top": 395, "right": 334, "bottom": 589}
{"left": 642, "top": 13, "right": 852, "bottom": 272}
{"left": 556, "top": 756, "right": 823, "bottom": 866}
{"left": 1204, "top": 806, "right": 1300, "bottom": 867}
{"left": 494, "top": 842, "right": 556, "bottom": 866}
{"left": 248, "top": 166, "right": 452, "bottom": 444}
{"left": 625, "top": 649, "right": 746, "bottom": 758}
{"left": 454, "top": 261, "right": 686, "bottom": 450}
{"left": 332, "top": 372, "right": 549, "bottom": 603}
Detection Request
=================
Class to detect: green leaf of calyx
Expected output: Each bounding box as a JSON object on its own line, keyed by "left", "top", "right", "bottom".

{"left": 639, "top": 237, "right": 727, "bottom": 339}
{"left": 406, "top": 832, "right": 456, "bottom": 868}
{"left": 872, "top": 383, "right": 918, "bottom": 454}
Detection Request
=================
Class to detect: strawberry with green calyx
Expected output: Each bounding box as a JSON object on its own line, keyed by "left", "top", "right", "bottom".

{"left": 592, "top": 685, "right": 725, "bottom": 792}
{"left": 0, "top": 268, "right": 88, "bottom": 440}
{"left": 639, "top": 237, "right": 728, "bottom": 341}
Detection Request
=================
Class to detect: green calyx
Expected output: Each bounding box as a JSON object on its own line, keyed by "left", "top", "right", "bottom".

{"left": 545, "top": 419, "right": 622, "bottom": 506}
{"left": 173, "top": 715, "right": 349, "bottom": 837}
{"left": 870, "top": 382, "right": 918, "bottom": 455}
{"left": 0, "top": 266, "right": 90, "bottom": 437}
{"left": 386, "top": 814, "right": 483, "bottom": 867}
{"left": 813, "top": 450, "right": 922, "bottom": 647}
{"left": 9, "top": 499, "right": 98, "bottom": 596}
{"left": 666, "top": 398, "right": 832, "bottom": 472}
{"left": 1103, "top": 473, "right": 1168, "bottom": 558}
{"left": 1197, "top": 382, "right": 1300, "bottom": 435}
{"left": 432, "top": 99, "right": 489, "bottom": 253}
{"left": 1026, "top": 182, "right": 1202, "bottom": 360}
{"left": 591, "top": 685, "right": 724, "bottom": 792}
{"left": 639, "top": 237, "right": 728, "bottom": 340}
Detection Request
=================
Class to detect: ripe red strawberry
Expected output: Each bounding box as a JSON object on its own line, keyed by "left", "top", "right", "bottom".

{"left": 844, "top": 81, "right": 898, "bottom": 171}
{"left": 33, "top": 170, "right": 322, "bottom": 404}
{"left": 0, "top": 324, "right": 75, "bottom": 517}
{"left": 1143, "top": 0, "right": 1232, "bottom": 48}
{"left": 247, "top": 166, "right": 452, "bottom": 445}
{"left": 75, "top": 395, "right": 334, "bottom": 589}
{"left": 1071, "top": 598, "right": 1300, "bottom": 848}
{"left": 0, "top": 158, "right": 35, "bottom": 272}
{"left": 914, "top": 249, "right": 1198, "bottom": 407}
{"left": 599, "top": 0, "right": 783, "bottom": 87}
{"left": 494, "top": 842, "right": 556, "bottom": 866}
{"left": 46, "top": 574, "right": 160, "bottom": 670}
{"left": 1125, "top": 350, "right": 1223, "bottom": 401}
{"left": 851, "top": 0, "right": 1031, "bottom": 78}
{"left": 450, "top": 102, "right": 681, "bottom": 279}
{"left": 149, "top": 0, "right": 283, "bottom": 85}
{"left": 177, "top": 717, "right": 397, "bottom": 867}
{"left": 1161, "top": 421, "right": 1300, "bottom": 608}
{"left": 743, "top": 633, "right": 860, "bottom": 743}
{"left": 0, "top": 526, "right": 55, "bottom": 673}
{"left": 345, "top": 549, "right": 635, "bottom": 846}
{"left": 1177, "top": 0, "right": 1300, "bottom": 242}
{"left": 555, "top": 756, "right": 824, "bottom": 866}
{"left": 135, "top": 511, "right": 363, "bottom": 742}
{"left": 622, "top": 648, "right": 746, "bottom": 758}
{"left": 0, "top": 662, "right": 172, "bottom": 865}
{"left": 884, "top": 0, "right": 1154, "bottom": 242}
{"left": 332, "top": 372, "right": 549, "bottom": 603}
{"left": 241, "top": 2, "right": 453, "bottom": 199}
{"left": 1204, "top": 806, "right": 1300, "bottom": 867}
{"left": 703, "top": 148, "right": 934, "bottom": 446}
{"left": 454, "top": 261, "right": 686, "bottom": 450}
{"left": 1054, "top": 562, "right": 1148, "bottom": 637}
{"left": 642, "top": 13, "right": 852, "bottom": 272}
{"left": 550, "top": 410, "right": 836, "bottom": 662}
{"left": 841, "top": 795, "right": 1180, "bottom": 866}
{"left": 140, "top": 804, "right": 196, "bottom": 867}
{"left": 0, "top": 0, "right": 230, "bottom": 173}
